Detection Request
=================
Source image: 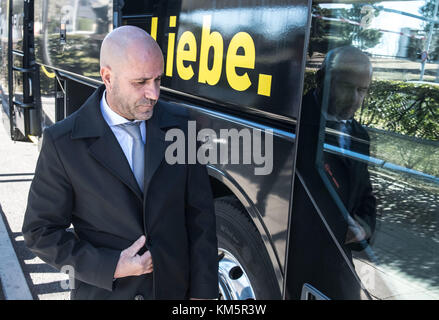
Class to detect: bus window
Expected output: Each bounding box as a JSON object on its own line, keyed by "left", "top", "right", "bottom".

{"left": 306, "top": 0, "right": 439, "bottom": 299}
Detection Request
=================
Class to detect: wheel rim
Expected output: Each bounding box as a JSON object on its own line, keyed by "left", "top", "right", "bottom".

{"left": 218, "top": 248, "right": 256, "bottom": 300}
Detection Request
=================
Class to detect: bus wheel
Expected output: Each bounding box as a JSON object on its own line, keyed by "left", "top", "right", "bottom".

{"left": 215, "top": 196, "right": 281, "bottom": 300}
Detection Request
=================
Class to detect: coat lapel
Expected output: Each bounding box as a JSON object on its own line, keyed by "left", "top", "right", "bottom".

{"left": 88, "top": 128, "right": 143, "bottom": 201}
{"left": 71, "top": 86, "right": 179, "bottom": 203}
{"left": 71, "top": 85, "right": 143, "bottom": 201}
{"left": 143, "top": 104, "right": 173, "bottom": 201}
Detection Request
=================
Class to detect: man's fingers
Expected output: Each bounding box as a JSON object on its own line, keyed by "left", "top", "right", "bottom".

{"left": 144, "top": 264, "right": 153, "bottom": 274}
{"left": 140, "top": 249, "right": 151, "bottom": 259}
{"left": 140, "top": 250, "right": 152, "bottom": 265}
{"left": 140, "top": 250, "right": 153, "bottom": 273}
{"left": 124, "top": 235, "right": 146, "bottom": 257}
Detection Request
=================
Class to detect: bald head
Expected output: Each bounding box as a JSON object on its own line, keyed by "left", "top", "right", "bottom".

{"left": 100, "top": 26, "right": 162, "bottom": 72}
{"left": 317, "top": 46, "right": 372, "bottom": 85}
{"left": 100, "top": 26, "right": 164, "bottom": 121}
{"left": 330, "top": 46, "right": 372, "bottom": 79}
{"left": 316, "top": 46, "right": 373, "bottom": 120}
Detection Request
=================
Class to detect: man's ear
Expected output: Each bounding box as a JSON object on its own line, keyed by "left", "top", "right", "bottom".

{"left": 100, "top": 66, "right": 112, "bottom": 90}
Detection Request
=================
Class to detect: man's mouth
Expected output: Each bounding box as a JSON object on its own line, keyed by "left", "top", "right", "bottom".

{"left": 341, "top": 106, "right": 354, "bottom": 114}
{"left": 138, "top": 105, "right": 154, "bottom": 110}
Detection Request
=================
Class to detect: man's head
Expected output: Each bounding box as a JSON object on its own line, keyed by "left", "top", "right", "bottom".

{"left": 316, "top": 46, "right": 372, "bottom": 121}
{"left": 100, "top": 26, "right": 164, "bottom": 121}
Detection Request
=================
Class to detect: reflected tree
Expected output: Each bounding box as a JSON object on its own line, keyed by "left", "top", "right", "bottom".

{"left": 308, "top": 4, "right": 382, "bottom": 57}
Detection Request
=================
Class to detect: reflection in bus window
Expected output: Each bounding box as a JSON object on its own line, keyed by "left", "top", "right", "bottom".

{"left": 306, "top": 0, "right": 439, "bottom": 299}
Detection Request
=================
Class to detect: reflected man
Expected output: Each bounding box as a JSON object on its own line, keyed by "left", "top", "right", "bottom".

{"left": 308, "top": 46, "right": 377, "bottom": 250}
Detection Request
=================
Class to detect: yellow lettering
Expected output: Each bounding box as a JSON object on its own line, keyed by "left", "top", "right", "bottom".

{"left": 176, "top": 31, "right": 197, "bottom": 80}
{"left": 169, "top": 16, "right": 177, "bottom": 28}
{"left": 166, "top": 33, "right": 176, "bottom": 77}
{"left": 257, "top": 74, "right": 272, "bottom": 96}
{"left": 198, "top": 15, "right": 224, "bottom": 86}
{"left": 150, "top": 17, "right": 158, "bottom": 40}
{"left": 226, "top": 32, "right": 255, "bottom": 91}
{"left": 163, "top": 14, "right": 272, "bottom": 97}
{"left": 165, "top": 16, "right": 177, "bottom": 77}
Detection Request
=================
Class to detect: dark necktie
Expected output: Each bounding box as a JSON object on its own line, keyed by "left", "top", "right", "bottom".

{"left": 327, "top": 120, "right": 351, "bottom": 151}
{"left": 339, "top": 121, "right": 351, "bottom": 151}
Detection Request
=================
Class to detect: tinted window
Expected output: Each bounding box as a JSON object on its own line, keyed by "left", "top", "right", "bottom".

{"left": 306, "top": 0, "right": 439, "bottom": 299}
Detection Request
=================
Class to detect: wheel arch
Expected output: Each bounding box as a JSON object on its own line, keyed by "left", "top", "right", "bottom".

{"left": 207, "top": 165, "right": 284, "bottom": 294}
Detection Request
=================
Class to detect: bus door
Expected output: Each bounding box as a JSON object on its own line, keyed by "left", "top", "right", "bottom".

{"left": 8, "top": 0, "right": 37, "bottom": 140}
{"left": 0, "top": 0, "right": 11, "bottom": 134}
{"left": 288, "top": 0, "right": 439, "bottom": 300}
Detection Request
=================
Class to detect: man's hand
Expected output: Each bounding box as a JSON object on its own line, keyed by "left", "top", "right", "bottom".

{"left": 114, "top": 235, "right": 153, "bottom": 279}
{"left": 345, "top": 215, "right": 367, "bottom": 244}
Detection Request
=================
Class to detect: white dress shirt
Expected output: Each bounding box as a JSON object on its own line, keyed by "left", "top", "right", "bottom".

{"left": 100, "top": 90, "right": 146, "bottom": 172}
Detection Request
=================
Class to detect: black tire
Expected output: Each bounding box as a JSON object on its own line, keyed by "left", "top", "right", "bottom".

{"left": 215, "top": 196, "right": 281, "bottom": 300}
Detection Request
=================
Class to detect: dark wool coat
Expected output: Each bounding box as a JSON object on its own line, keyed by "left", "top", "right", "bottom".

{"left": 22, "top": 85, "right": 218, "bottom": 300}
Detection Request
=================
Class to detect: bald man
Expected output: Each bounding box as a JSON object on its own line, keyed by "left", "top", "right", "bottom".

{"left": 303, "top": 46, "right": 377, "bottom": 251}
{"left": 316, "top": 46, "right": 373, "bottom": 123}
{"left": 22, "top": 26, "right": 218, "bottom": 300}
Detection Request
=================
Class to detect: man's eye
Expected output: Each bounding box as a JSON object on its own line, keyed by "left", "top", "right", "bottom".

{"left": 340, "top": 83, "right": 353, "bottom": 90}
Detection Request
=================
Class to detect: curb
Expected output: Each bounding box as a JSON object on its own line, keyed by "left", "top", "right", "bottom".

{"left": 0, "top": 211, "right": 33, "bottom": 300}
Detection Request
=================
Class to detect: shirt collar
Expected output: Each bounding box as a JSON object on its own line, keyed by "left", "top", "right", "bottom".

{"left": 100, "top": 90, "right": 143, "bottom": 127}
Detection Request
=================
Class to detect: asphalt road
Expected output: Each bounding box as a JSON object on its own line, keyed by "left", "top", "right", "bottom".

{"left": 0, "top": 117, "right": 69, "bottom": 300}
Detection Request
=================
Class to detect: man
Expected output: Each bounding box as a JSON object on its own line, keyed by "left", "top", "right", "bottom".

{"left": 22, "top": 26, "right": 218, "bottom": 300}
{"left": 303, "top": 46, "right": 377, "bottom": 250}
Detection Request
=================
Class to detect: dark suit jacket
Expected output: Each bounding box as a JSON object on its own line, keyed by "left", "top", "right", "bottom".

{"left": 302, "top": 91, "right": 377, "bottom": 250}
{"left": 325, "top": 118, "right": 376, "bottom": 248}
{"left": 22, "top": 85, "right": 219, "bottom": 300}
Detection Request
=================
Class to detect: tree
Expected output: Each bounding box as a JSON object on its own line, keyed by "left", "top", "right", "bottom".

{"left": 418, "top": 0, "right": 439, "bottom": 61}
{"left": 308, "top": 4, "right": 382, "bottom": 57}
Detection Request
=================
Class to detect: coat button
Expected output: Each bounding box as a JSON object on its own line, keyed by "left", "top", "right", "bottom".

{"left": 134, "top": 294, "right": 144, "bottom": 300}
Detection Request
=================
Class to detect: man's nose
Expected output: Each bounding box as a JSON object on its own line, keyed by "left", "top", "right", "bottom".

{"left": 345, "top": 88, "right": 359, "bottom": 105}
{"left": 145, "top": 83, "right": 160, "bottom": 101}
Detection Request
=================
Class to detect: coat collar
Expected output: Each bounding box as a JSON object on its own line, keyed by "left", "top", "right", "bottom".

{"left": 70, "top": 85, "right": 106, "bottom": 139}
{"left": 71, "top": 85, "right": 178, "bottom": 139}
{"left": 71, "top": 85, "right": 176, "bottom": 202}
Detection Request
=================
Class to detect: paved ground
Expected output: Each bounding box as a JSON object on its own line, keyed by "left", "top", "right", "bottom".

{"left": 0, "top": 114, "right": 69, "bottom": 300}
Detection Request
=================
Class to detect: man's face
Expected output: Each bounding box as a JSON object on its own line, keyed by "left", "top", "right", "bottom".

{"left": 327, "top": 67, "right": 371, "bottom": 121}
{"left": 107, "top": 46, "right": 164, "bottom": 121}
